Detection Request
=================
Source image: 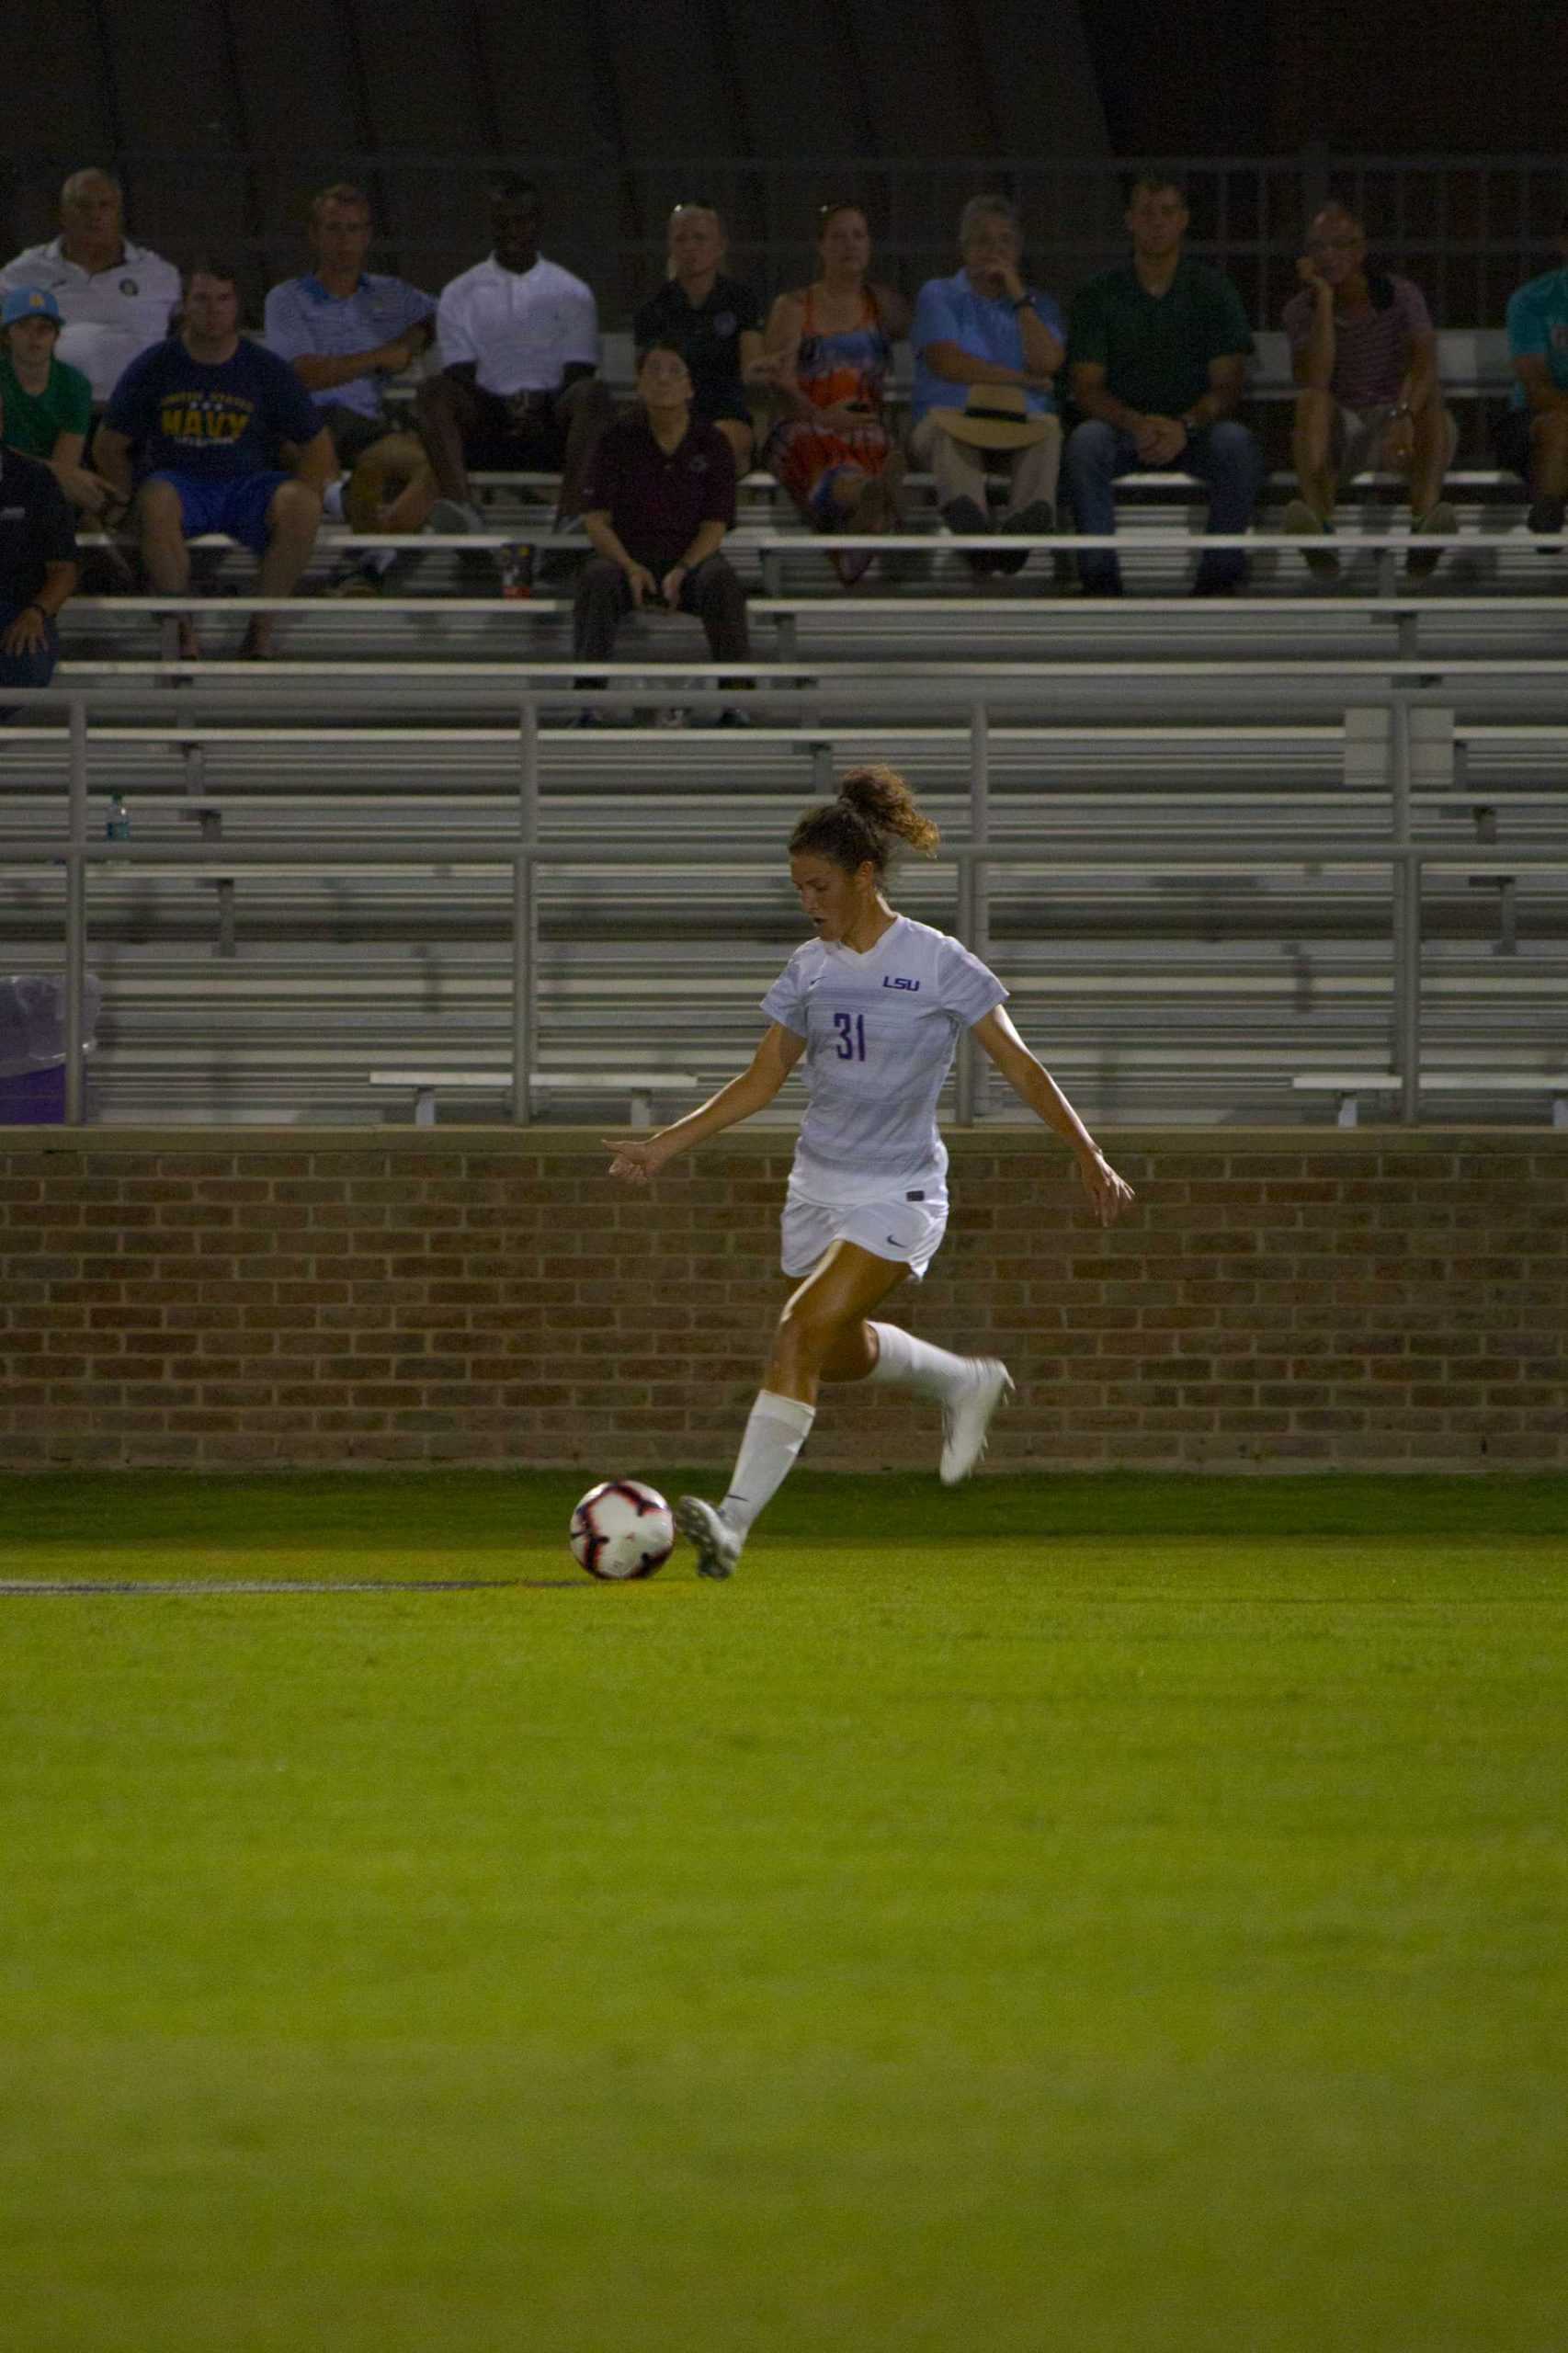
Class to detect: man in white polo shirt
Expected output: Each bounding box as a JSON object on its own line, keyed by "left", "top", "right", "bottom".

{"left": 416, "top": 176, "right": 614, "bottom": 533}
{"left": 0, "top": 168, "right": 179, "bottom": 404}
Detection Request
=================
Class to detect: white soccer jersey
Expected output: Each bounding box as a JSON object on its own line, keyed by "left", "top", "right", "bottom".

{"left": 0, "top": 237, "right": 179, "bottom": 400}
{"left": 761, "top": 915, "right": 1007, "bottom": 1206}
{"left": 434, "top": 254, "right": 599, "bottom": 396}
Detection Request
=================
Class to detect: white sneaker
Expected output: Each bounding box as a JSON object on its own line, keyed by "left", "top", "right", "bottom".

{"left": 939, "top": 1358, "right": 1014, "bottom": 1484}
{"left": 676, "top": 1495, "right": 743, "bottom": 1580}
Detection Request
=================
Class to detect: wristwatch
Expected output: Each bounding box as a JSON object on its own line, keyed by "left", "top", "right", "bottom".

{"left": 1387, "top": 402, "right": 1414, "bottom": 420}
{"left": 1009, "top": 293, "right": 1032, "bottom": 312}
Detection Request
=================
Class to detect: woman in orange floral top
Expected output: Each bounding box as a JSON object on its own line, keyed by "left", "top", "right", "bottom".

{"left": 758, "top": 204, "right": 910, "bottom": 583}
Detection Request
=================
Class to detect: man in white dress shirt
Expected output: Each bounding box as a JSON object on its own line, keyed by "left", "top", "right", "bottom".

{"left": 0, "top": 169, "right": 179, "bottom": 405}
{"left": 415, "top": 176, "right": 614, "bottom": 532}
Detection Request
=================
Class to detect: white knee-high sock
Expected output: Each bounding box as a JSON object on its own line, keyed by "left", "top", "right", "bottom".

{"left": 865, "top": 1322, "right": 972, "bottom": 1404}
{"left": 720, "top": 1390, "right": 816, "bottom": 1539}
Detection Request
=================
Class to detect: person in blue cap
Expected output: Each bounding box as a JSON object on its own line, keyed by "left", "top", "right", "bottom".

{"left": 0, "top": 361, "right": 77, "bottom": 695}
{"left": 0, "top": 287, "right": 118, "bottom": 519}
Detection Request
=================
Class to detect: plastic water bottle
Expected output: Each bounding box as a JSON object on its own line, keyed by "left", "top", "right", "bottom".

{"left": 498, "top": 542, "right": 534, "bottom": 599}
{"left": 106, "top": 794, "right": 131, "bottom": 841}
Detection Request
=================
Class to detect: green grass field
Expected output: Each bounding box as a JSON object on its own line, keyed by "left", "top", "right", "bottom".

{"left": 3, "top": 1472, "right": 1565, "bottom": 2353}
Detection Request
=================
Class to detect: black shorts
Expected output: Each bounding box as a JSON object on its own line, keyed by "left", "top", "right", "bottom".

{"left": 318, "top": 404, "right": 400, "bottom": 466}
{"left": 1493, "top": 408, "right": 1534, "bottom": 481}
{"left": 461, "top": 387, "right": 571, "bottom": 472}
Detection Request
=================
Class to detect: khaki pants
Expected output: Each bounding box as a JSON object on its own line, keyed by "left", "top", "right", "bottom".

{"left": 910, "top": 412, "right": 1062, "bottom": 516}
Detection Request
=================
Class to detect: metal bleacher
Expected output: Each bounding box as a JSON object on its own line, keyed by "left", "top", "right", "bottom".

{"left": 5, "top": 318, "right": 1567, "bottom": 1133}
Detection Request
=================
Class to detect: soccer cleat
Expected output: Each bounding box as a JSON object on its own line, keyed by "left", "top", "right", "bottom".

{"left": 939, "top": 1358, "right": 1014, "bottom": 1485}
{"left": 676, "top": 1495, "right": 743, "bottom": 1580}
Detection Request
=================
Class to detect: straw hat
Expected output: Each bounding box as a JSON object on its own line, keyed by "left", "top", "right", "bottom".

{"left": 926, "top": 381, "right": 1051, "bottom": 450}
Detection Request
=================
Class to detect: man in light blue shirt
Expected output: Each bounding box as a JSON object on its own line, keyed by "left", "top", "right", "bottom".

{"left": 909, "top": 195, "right": 1065, "bottom": 573}
{"left": 1495, "top": 219, "right": 1568, "bottom": 534}
{"left": 265, "top": 182, "right": 437, "bottom": 584}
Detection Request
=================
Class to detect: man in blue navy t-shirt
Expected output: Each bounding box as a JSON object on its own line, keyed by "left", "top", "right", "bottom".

{"left": 96, "top": 258, "right": 335, "bottom": 656}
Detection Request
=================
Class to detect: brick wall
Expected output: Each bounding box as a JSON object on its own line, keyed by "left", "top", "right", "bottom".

{"left": 1, "top": 1128, "right": 1563, "bottom": 1472}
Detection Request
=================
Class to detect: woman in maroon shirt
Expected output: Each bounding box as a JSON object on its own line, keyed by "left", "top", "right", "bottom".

{"left": 573, "top": 341, "right": 750, "bottom": 705}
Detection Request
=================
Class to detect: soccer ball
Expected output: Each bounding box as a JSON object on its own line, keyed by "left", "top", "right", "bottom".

{"left": 569, "top": 1480, "right": 676, "bottom": 1581}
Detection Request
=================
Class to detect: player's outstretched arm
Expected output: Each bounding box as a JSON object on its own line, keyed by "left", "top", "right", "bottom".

{"left": 605, "top": 1024, "right": 805, "bottom": 1186}
{"left": 971, "top": 1006, "right": 1137, "bottom": 1227}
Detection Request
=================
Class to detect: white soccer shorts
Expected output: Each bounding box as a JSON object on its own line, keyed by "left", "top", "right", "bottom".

{"left": 780, "top": 1186, "right": 949, "bottom": 1283}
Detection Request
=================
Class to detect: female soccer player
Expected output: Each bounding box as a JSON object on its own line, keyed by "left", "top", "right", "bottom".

{"left": 605, "top": 765, "right": 1136, "bottom": 1578}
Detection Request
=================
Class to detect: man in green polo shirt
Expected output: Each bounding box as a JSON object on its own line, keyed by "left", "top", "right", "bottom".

{"left": 1064, "top": 174, "right": 1263, "bottom": 594}
{"left": 0, "top": 286, "right": 117, "bottom": 519}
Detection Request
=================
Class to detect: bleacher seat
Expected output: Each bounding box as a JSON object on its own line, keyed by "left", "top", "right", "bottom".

{"left": 5, "top": 317, "right": 1562, "bottom": 1133}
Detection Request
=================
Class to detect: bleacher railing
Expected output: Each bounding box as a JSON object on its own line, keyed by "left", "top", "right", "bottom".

{"left": 8, "top": 676, "right": 1568, "bottom": 1131}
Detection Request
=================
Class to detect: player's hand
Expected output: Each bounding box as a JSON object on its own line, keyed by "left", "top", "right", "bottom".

{"left": 623, "top": 562, "right": 659, "bottom": 607}
{"left": 1297, "top": 254, "right": 1328, "bottom": 290}
{"left": 660, "top": 563, "right": 688, "bottom": 608}
{"left": 603, "top": 1136, "right": 668, "bottom": 1186}
{"left": 1076, "top": 1144, "right": 1136, "bottom": 1225}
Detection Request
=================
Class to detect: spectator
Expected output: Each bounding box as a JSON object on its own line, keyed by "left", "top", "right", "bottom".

{"left": 758, "top": 202, "right": 910, "bottom": 585}
{"left": 0, "top": 288, "right": 119, "bottom": 519}
{"left": 264, "top": 182, "right": 437, "bottom": 593}
{"left": 417, "top": 176, "right": 614, "bottom": 535}
{"left": 1282, "top": 205, "right": 1458, "bottom": 579}
{"left": 910, "top": 196, "right": 1065, "bottom": 577}
{"left": 0, "top": 381, "right": 77, "bottom": 697}
{"left": 574, "top": 341, "right": 749, "bottom": 717}
{"left": 635, "top": 202, "right": 765, "bottom": 472}
{"left": 0, "top": 168, "right": 179, "bottom": 405}
{"left": 1064, "top": 174, "right": 1262, "bottom": 596}
{"left": 1496, "top": 212, "right": 1568, "bottom": 536}
{"left": 94, "top": 259, "right": 334, "bottom": 660}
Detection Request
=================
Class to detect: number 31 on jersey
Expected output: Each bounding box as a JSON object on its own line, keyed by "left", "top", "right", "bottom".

{"left": 832, "top": 1012, "right": 867, "bottom": 1061}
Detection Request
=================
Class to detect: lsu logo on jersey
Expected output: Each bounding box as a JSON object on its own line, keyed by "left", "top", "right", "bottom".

{"left": 882, "top": 974, "right": 920, "bottom": 991}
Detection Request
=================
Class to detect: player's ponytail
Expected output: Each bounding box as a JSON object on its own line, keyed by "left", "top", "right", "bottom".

{"left": 789, "top": 764, "right": 940, "bottom": 875}
{"left": 838, "top": 766, "right": 941, "bottom": 857}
